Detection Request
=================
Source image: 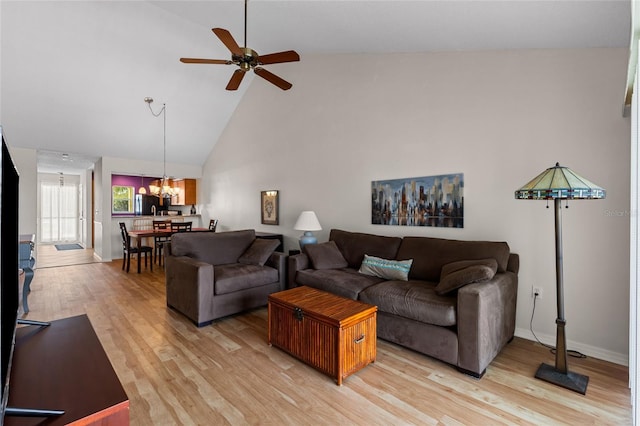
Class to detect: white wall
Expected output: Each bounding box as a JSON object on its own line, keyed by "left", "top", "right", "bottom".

{"left": 0, "top": 1, "right": 3, "bottom": 121}
{"left": 202, "top": 48, "right": 630, "bottom": 364}
{"left": 7, "top": 146, "right": 37, "bottom": 236}
{"left": 80, "top": 168, "right": 93, "bottom": 248}
{"left": 630, "top": 58, "right": 639, "bottom": 426}
{"left": 94, "top": 157, "right": 104, "bottom": 259}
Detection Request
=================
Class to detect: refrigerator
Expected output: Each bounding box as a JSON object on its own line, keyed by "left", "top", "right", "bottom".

{"left": 134, "top": 194, "right": 162, "bottom": 216}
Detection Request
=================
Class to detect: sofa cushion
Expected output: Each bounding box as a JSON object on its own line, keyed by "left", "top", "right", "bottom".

{"left": 358, "top": 254, "right": 413, "bottom": 281}
{"left": 359, "top": 280, "right": 457, "bottom": 327}
{"left": 238, "top": 238, "right": 280, "bottom": 266}
{"left": 214, "top": 263, "right": 279, "bottom": 295}
{"left": 304, "top": 241, "right": 348, "bottom": 269}
{"left": 330, "top": 229, "right": 402, "bottom": 269}
{"left": 397, "top": 237, "right": 510, "bottom": 282}
{"left": 295, "top": 268, "right": 385, "bottom": 300}
{"left": 436, "top": 258, "right": 498, "bottom": 295}
{"left": 171, "top": 230, "right": 255, "bottom": 266}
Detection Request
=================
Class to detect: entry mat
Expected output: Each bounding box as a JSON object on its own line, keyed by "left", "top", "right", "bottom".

{"left": 55, "top": 243, "right": 83, "bottom": 251}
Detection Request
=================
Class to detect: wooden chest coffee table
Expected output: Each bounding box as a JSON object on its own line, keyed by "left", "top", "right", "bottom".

{"left": 268, "top": 286, "right": 377, "bottom": 385}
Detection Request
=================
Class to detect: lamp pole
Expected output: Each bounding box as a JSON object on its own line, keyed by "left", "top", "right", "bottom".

{"left": 553, "top": 197, "right": 567, "bottom": 374}
{"left": 534, "top": 197, "right": 588, "bottom": 393}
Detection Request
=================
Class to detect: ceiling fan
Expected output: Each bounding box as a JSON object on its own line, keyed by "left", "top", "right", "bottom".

{"left": 180, "top": 0, "right": 300, "bottom": 91}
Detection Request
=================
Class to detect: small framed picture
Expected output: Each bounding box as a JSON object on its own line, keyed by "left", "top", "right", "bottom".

{"left": 261, "top": 190, "right": 279, "bottom": 225}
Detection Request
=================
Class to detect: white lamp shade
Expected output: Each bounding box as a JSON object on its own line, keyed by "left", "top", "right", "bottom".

{"left": 294, "top": 211, "right": 322, "bottom": 231}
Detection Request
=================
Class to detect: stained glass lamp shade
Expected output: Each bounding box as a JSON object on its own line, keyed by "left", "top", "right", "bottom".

{"left": 515, "top": 163, "right": 605, "bottom": 394}
{"left": 515, "top": 162, "right": 605, "bottom": 200}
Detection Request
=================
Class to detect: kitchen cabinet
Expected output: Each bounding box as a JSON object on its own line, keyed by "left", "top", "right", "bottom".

{"left": 172, "top": 179, "right": 197, "bottom": 206}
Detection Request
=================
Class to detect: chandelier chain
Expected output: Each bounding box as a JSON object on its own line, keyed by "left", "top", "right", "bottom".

{"left": 146, "top": 101, "right": 167, "bottom": 178}
{"left": 145, "top": 99, "right": 175, "bottom": 197}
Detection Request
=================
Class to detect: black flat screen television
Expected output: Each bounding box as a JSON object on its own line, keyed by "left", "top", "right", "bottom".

{"left": 0, "top": 128, "right": 20, "bottom": 424}
{"left": 0, "top": 129, "right": 62, "bottom": 424}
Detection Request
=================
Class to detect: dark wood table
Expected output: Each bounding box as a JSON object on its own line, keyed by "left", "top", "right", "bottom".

{"left": 127, "top": 228, "right": 208, "bottom": 273}
{"left": 5, "top": 314, "right": 129, "bottom": 425}
{"left": 128, "top": 229, "right": 283, "bottom": 273}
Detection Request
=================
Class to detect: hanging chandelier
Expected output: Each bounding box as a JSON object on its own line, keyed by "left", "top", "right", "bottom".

{"left": 144, "top": 97, "right": 177, "bottom": 198}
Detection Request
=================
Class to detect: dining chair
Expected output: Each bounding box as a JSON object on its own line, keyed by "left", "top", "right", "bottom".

{"left": 171, "top": 221, "right": 192, "bottom": 233}
{"left": 209, "top": 219, "right": 218, "bottom": 232}
{"left": 119, "top": 222, "right": 153, "bottom": 273}
{"left": 153, "top": 220, "right": 171, "bottom": 266}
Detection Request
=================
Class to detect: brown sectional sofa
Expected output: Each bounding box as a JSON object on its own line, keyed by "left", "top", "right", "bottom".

{"left": 165, "top": 230, "right": 286, "bottom": 326}
{"left": 288, "top": 229, "right": 519, "bottom": 377}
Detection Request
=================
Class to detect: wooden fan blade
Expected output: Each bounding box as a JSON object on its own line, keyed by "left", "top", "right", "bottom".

{"left": 180, "top": 58, "right": 231, "bottom": 65}
{"left": 258, "top": 50, "right": 300, "bottom": 65}
{"left": 254, "top": 67, "right": 292, "bottom": 90}
{"left": 212, "top": 28, "right": 243, "bottom": 56}
{"left": 226, "top": 69, "right": 246, "bottom": 91}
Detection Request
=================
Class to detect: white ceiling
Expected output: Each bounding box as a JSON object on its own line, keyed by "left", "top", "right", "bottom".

{"left": 0, "top": 0, "right": 631, "bottom": 174}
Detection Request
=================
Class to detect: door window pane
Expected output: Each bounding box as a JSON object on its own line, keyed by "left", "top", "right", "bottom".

{"left": 40, "top": 180, "right": 79, "bottom": 243}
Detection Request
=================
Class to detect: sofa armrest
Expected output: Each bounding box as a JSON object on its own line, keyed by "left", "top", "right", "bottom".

{"left": 266, "top": 251, "right": 287, "bottom": 290}
{"left": 287, "top": 253, "right": 309, "bottom": 289}
{"left": 456, "top": 271, "right": 518, "bottom": 376}
{"left": 165, "top": 254, "right": 214, "bottom": 327}
{"left": 507, "top": 253, "right": 519, "bottom": 274}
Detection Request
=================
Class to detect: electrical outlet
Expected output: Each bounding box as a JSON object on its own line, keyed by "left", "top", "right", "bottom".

{"left": 532, "top": 286, "right": 543, "bottom": 299}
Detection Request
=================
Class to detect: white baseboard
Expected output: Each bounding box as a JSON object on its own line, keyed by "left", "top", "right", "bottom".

{"left": 514, "top": 327, "right": 629, "bottom": 367}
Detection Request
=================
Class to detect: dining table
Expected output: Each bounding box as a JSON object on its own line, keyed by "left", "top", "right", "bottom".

{"left": 127, "top": 227, "right": 209, "bottom": 273}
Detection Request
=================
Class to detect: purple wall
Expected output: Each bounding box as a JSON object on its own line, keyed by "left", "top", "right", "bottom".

{"left": 111, "top": 174, "right": 161, "bottom": 216}
{"left": 111, "top": 174, "right": 160, "bottom": 195}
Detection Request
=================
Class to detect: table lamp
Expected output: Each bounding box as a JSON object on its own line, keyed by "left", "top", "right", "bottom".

{"left": 515, "top": 162, "right": 605, "bottom": 394}
{"left": 294, "top": 211, "right": 322, "bottom": 249}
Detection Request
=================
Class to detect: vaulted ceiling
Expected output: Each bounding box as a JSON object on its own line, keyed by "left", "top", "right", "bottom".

{"left": 0, "top": 1, "right": 631, "bottom": 173}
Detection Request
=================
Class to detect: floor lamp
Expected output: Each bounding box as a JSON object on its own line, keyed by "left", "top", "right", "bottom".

{"left": 515, "top": 163, "right": 605, "bottom": 395}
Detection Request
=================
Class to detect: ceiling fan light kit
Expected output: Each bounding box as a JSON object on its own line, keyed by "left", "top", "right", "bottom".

{"left": 180, "top": 0, "right": 299, "bottom": 91}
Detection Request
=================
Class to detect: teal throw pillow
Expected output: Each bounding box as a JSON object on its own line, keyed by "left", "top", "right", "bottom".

{"left": 358, "top": 254, "right": 413, "bottom": 281}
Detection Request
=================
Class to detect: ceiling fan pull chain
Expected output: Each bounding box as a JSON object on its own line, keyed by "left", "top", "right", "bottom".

{"left": 244, "top": 0, "right": 248, "bottom": 49}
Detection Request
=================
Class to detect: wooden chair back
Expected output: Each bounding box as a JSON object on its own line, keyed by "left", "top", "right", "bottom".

{"left": 171, "top": 221, "right": 192, "bottom": 233}
{"left": 119, "top": 222, "right": 130, "bottom": 249}
{"left": 153, "top": 220, "right": 170, "bottom": 230}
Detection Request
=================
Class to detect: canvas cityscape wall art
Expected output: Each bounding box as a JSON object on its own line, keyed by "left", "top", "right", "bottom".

{"left": 371, "top": 173, "right": 464, "bottom": 228}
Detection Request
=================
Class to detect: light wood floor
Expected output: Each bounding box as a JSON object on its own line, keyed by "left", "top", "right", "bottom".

{"left": 35, "top": 243, "right": 99, "bottom": 268}
{"left": 22, "top": 260, "right": 632, "bottom": 425}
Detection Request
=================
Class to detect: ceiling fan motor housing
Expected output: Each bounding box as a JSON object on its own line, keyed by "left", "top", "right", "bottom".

{"left": 234, "top": 48, "right": 259, "bottom": 71}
